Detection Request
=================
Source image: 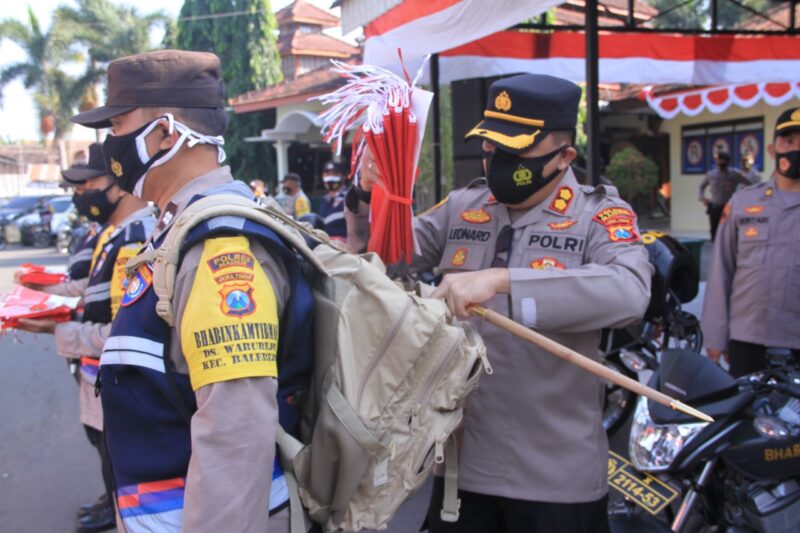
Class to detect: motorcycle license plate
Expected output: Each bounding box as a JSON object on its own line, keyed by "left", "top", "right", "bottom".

{"left": 608, "top": 451, "right": 678, "bottom": 515}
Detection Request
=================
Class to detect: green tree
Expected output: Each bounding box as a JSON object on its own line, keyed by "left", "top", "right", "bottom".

{"left": 175, "top": 0, "right": 283, "bottom": 181}
{"left": 54, "top": 0, "right": 169, "bottom": 139}
{"left": 0, "top": 7, "right": 81, "bottom": 144}
{"left": 605, "top": 147, "right": 659, "bottom": 212}
{"left": 648, "top": 0, "right": 708, "bottom": 29}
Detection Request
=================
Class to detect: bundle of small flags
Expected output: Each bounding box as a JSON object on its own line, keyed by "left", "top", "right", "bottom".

{"left": 315, "top": 57, "right": 433, "bottom": 265}
{"left": 17, "top": 263, "right": 68, "bottom": 286}
{"left": 0, "top": 285, "right": 79, "bottom": 330}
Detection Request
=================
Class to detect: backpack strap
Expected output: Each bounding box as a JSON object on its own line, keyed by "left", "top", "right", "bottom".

{"left": 125, "top": 194, "right": 331, "bottom": 327}
{"left": 440, "top": 436, "right": 461, "bottom": 523}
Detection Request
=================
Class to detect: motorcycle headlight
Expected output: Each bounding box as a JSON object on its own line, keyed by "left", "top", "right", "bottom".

{"left": 629, "top": 396, "right": 708, "bottom": 472}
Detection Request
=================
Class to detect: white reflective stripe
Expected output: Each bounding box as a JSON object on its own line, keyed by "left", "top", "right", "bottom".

{"left": 323, "top": 211, "right": 345, "bottom": 224}
{"left": 270, "top": 475, "right": 289, "bottom": 511}
{"left": 85, "top": 281, "right": 111, "bottom": 295}
{"left": 521, "top": 297, "right": 537, "bottom": 328}
{"left": 84, "top": 290, "right": 111, "bottom": 304}
{"left": 121, "top": 508, "right": 183, "bottom": 533}
{"left": 101, "top": 350, "right": 165, "bottom": 373}
{"left": 103, "top": 336, "right": 164, "bottom": 357}
{"left": 69, "top": 249, "right": 93, "bottom": 265}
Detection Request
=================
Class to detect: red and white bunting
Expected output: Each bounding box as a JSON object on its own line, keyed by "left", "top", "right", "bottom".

{"left": 643, "top": 83, "right": 800, "bottom": 119}
{"left": 368, "top": 28, "right": 800, "bottom": 87}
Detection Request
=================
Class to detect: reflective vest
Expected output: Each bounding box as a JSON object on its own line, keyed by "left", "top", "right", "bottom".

{"left": 67, "top": 223, "right": 102, "bottom": 280}
{"left": 318, "top": 188, "right": 348, "bottom": 238}
{"left": 80, "top": 218, "right": 152, "bottom": 385}
{"left": 99, "top": 192, "right": 314, "bottom": 533}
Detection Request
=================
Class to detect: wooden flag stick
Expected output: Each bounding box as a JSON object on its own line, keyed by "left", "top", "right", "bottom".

{"left": 468, "top": 305, "right": 714, "bottom": 424}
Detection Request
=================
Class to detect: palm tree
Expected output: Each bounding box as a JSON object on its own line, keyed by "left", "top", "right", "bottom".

{"left": 0, "top": 7, "right": 81, "bottom": 147}
{"left": 54, "top": 0, "right": 170, "bottom": 139}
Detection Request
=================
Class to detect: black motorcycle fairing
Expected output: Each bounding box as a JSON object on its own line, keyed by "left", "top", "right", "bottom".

{"left": 722, "top": 419, "right": 800, "bottom": 480}
{"left": 658, "top": 348, "right": 738, "bottom": 405}
{"left": 649, "top": 388, "right": 755, "bottom": 425}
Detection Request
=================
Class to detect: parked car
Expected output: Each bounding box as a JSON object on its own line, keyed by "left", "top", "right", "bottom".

{"left": 18, "top": 196, "right": 74, "bottom": 247}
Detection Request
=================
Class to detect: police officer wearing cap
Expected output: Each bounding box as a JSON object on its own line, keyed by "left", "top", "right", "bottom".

{"left": 317, "top": 161, "right": 348, "bottom": 240}
{"left": 699, "top": 151, "right": 751, "bottom": 240}
{"left": 702, "top": 107, "right": 800, "bottom": 377}
{"left": 347, "top": 74, "right": 652, "bottom": 532}
{"left": 15, "top": 141, "right": 155, "bottom": 532}
{"left": 71, "top": 50, "right": 309, "bottom": 532}
{"left": 61, "top": 145, "right": 108, "bottom": 281}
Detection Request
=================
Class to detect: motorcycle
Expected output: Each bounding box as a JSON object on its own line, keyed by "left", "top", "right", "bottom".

{"left": 0, "top": 219, "right": 7, "bottom": 250}
{"left": 602, "top": 232, "right": 702, "bottom": 436}
{"left": 610, "top": 347, "right": 800, "bottom": 532}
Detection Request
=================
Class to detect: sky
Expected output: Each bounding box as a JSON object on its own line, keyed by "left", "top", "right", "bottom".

{"left": 0, "top": 0, "right": 331, "bottom": 142}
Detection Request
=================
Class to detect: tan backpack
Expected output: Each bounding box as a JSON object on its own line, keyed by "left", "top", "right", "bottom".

{"left": 130, "top": 194, "right": 489, "bottom": 532}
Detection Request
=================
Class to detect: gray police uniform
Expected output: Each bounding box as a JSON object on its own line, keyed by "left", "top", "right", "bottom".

{"left": 698, "top": 168, "right": 752, "bottom": 206}
{"left": 354, "top": 168, "right": 652, "bottom": 502}
{"left": 702, "top": 178, "right": 800, "bottom": 357}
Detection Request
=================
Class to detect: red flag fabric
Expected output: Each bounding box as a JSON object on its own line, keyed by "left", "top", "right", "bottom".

{"left": 17, "top": 263, "right": 68, "bottom": 286}
{"left": 0, "top": 285, "right": 79, "bottom": 330}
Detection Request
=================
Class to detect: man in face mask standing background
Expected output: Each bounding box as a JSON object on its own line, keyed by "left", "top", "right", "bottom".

{"left": 14, "top": 141, "right": 155, "bottom": 532}
{"left": 702, "top": 107, "right": 800, "bottom": 377}
{"left": 346, "top": 73, "right": 652, "bottom": 533}
{"left": 317, "top": 161, "right": 348, "bottom": 240}
{"left": 699, "top": 151, "right": 751, "bottom": 240}
{"left": 281, "top": 172, "right": 311, "bottom": 218}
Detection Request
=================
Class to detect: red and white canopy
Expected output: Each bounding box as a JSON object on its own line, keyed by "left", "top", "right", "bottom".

{"left": 643, "top": 82, "right": 800, "bottom": 119}
{"left": 363, "top": 0, "right": 800, "bottom": 86}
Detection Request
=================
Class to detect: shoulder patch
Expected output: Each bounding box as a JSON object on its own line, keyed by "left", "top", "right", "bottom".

{"left": 593, "top": 206, "right": 639, "bottom": 243}
{"left": 548, "top": 219, "right": 578, "bottom": 231}
{"left": 121, "top": 265, "right": 153, "bottom": 307}
{"left": 466, "top": 177, "right": 488, "bottom": 189}
{"left": 181, "top": 235, "right": 279, "bottom": 391}
{"left": 460, "top": 208, "right": 492, "bottom": 224}
{"left": 549, "top": 186, "right": 574, "bottom": 214}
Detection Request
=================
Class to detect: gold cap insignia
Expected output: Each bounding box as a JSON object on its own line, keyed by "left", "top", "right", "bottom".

{"left": 110, "top": 158, "right": 123, "bottom": 177}
{"left": 513, "top": 165, "right": 533, "bottom": 186}
{"left": 495, "top": 91, "right": 512, "bottom": 112}
{"left": 792, "top": 109, "right": 800, "bottom": 121}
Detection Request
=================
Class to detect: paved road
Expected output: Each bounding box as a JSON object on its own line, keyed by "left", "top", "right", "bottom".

{"left": 0, "top": 245, "right": 106, "bottom": 532}
{"left": 0, "top": 242, "right": 710, "bottom": 532}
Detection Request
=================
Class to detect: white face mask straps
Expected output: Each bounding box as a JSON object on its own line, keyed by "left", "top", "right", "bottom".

{"left": 131, "top": 113, "right": 227, "bottom": 198}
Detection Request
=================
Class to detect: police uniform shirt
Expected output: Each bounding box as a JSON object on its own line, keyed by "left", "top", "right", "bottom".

{"left": 348, "top": 168, "right": 652, "bottom": 502}
{"left": 698, "top": 167, "right": 752, "bottom": 206}
{"left": 143, "top": 167, "right": 291, "bottom": 533}
{"left": 284, "top": 190, "right": 311, "bottom": 218}
{"left": 702, "top": 177, "right": 800, "bottom": 352}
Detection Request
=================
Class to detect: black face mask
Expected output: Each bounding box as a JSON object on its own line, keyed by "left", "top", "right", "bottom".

{"left": 73, "top": 183, "right": 119, "bottom": 224}
{"left": 103, "top": 121, "right": 168, "bottom": 194}
{"left": 486, "top": 146, "right": 565, "bottom": 205}
{"left": 776, "top": 150, "right": 800, "bottom": 180}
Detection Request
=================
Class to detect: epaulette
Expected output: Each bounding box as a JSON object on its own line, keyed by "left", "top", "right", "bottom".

{"left": 584, "top": 183, "right": 620, "bottom": 198}
{"left": 466, "top": 177, "right": 488, "bottom": 189}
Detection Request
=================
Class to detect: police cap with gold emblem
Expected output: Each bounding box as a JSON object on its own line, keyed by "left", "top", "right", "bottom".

{"left": 61, "top": 143, "right": 107, "bottom": 184}
{"left": 71, "top": 50, "right": 226, "bottom": 129}
{"left": 465, "top": 74, "right": 581, "bottom": 154}
{"left": 775, "top": 107, "right": 800, "bottom": 137}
